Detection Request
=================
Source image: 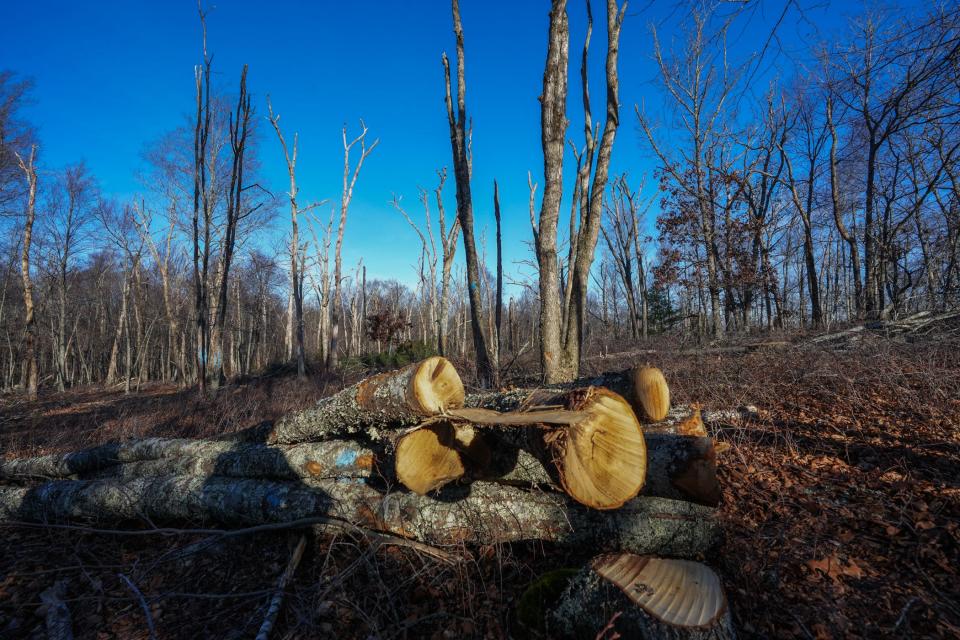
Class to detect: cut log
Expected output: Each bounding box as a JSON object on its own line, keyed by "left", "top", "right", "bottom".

{"left": 1, "top": 438, "right": 379, "bottom": 483}
{"left": 634, "top": 367, "right": 671, "bottom": 421}
{"left": 644, "top": 434, "right": 720, "bottom": 506}
{"left": 548, "top": 553, "right": 736, "bottom": 639}
{"left": 472, "top": 432, "right": 718, "bottom": 506}
{"left": 0, "top": 477, "right": 720, "bottom": 558}
{"left": 394, "top": 421, "right": 491, "bottom": 494}
{"left": 267, "top": 356, "right": 464, "bottom": 444}
{"left": 402, "top": 387, "right": 647, "bottom": 510}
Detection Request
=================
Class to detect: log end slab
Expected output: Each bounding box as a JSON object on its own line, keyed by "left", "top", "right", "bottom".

{"left": 548, "top": 554, "right": 736, "bottom": 640}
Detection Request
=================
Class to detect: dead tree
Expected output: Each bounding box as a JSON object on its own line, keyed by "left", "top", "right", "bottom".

{"left": 268, "top": 98, "right": 324, "bottom": 379}
{"left": 493, "top": 179, "right": 503, "bottom": 382}
{"left": 191, "top": 5, "right": 213, "bottom": 393}
{"left": 536, "top": 0, "right": 570, "bottom": 384}
{"left": 328, "top": 121, "right": 377, "bottom": 370}
{"left": 210, "top": 65, "right": 253, "bottom": 386}
{"left": 435, "top": 169, "right": 460, "bottom": 356}
{"left": 14, "top": 145, "right": 38, "bottom": 399}
{"left": 441, "top": 0, "right": 494, "bottom": 386}
{"left": 602, "top": 175, "right": 649, "bottom": 341}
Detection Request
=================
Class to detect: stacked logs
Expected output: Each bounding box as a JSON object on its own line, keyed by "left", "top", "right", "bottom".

{"left": 0, "top": 356, "right": 749, "bottom": 639}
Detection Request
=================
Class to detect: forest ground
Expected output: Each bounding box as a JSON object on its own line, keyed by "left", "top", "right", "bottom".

{"left": 0, "top": 324, "right": 958, "bottom": 639}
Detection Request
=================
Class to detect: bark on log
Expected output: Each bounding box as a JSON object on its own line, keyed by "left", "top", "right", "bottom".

{"left": 267, "top": 356, "right": 464, "bottom": 444}
{"left": 548, "top": 554, "right": 736, "bottom": 639}
{"left": 2, "top": 431, "right": 713, "bottom": 506}
{"left": 475, "top": 432, "right": 719, "bottom": 506}
{"left": 644, "top": 434, "right": 720, "bottom": 506}
{"left": 0, "top": 476, "right": 720, "bottom": 558}
{"left": 1, "top": 438, "right": 379, "bottom": 482}
{"left": 404, "top": 387, "right": 647, "bottom": 510}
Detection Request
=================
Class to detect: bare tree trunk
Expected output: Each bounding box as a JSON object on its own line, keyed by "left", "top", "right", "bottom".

{"left": 192, "top": 10, "right": 213, "bottom": 394}
{"left": 493, "top": 179, "right": 503, "bottom": 384}
{"left": 536, "top": 0, "right": 570, "bottom": 384}
{"left": 268, "top": 99, "right": 310, "bottom": 378}
{"left": 561, "top": 0, "right": 626, "bottom": 375}
{"left": 442, "top": 0, "right": 494, "bottom": 386}
{"left": 328, "top": 123, "right": 377, "bottom": 371}
{"left": 15, "top": 146, "right": 38, "bottom": 400}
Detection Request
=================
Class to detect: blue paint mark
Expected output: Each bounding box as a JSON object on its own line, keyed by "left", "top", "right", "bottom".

{"left": 335, "top": 449, "right": 359, "bottom": 467}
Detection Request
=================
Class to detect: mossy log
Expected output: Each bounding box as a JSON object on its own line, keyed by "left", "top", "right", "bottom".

{"left": 0, "top": 477, "right": 720, "bottom": 558}
{"left": 548, "top": 553, "right": 736, "bottom": 639}
{"left": 267, "top": 356, "right": 464, "bottom": 445}
{"left": 0, "top": 438, "right": 380, "bottom": 483}
{"left": 400, "top": 387, "right": 647, "bottom": 510}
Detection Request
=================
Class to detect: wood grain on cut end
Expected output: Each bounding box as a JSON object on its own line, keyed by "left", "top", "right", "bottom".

{"left": 593, "top": 554, "right": 726, "bottom": 628}
{"left": 395, "top": 422, "right": 467, "bottom": 494}
{"left": 633, "top": 367, "right": 671, "bottom": 422}
{"left": 409, "top": 356, "right": 465, "bottom": 414}
{"left": 555, "top": 388, "right": 647, "bottom": 511}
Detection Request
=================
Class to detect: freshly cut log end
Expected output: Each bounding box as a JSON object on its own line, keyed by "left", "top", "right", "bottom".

{"left": 395, "top": 422, "right": 467, "bottom": 494}
{"left": 407, "top": 356, "right": 465, "bottom": 414}
{"left": 633, "top": 367, "right": 671, "bottom": 422}
{"left": 269, "top": 357, "right": 465, "bottom": 445}
{"left": 550, "top": 388, "right": 647, "bottom": 511}
{"left": 549, "top": 553, "right": 736, "bottom": 639}
{"left": 594, "top": 555, "right": 725, "bottom": 627}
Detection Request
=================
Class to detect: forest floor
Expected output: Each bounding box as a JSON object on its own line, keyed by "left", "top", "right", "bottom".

{"left": 0, "top": 325, "right": 958, "bottom": 639}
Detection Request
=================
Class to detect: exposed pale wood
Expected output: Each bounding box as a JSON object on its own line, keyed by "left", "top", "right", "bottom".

{"left": 0, "top": 477, "right": 719, "bottom": 558}
{"left": 549, "top": 554, "right": 736, "bottom": 639}
{"left": 634, "top": 366, "right": 671, "bottom": 421}
{"left": 409, "top": 387, "right": 646, "bottom": 510}
{"left": 395, "top": 422, "right": 467, "bottom": 494}
{"left": 267, "top": 356, "right": 464, "bottom": 444}
{"left": 476, "top": 432, "right": 718, "bottom": 506}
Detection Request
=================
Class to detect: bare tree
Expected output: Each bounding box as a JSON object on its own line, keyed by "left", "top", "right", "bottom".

{"left": 14, "top": 145, "right": 37, "bottom": 399}
{"left": 267, "top": 98, "right": 323, "bottom": 378}
{"left": 45, "top": 163, "right": 96, "bottom": 390}
{"left": 441, "top": 0, "right": 494, "bottom": 385}
{"left": 327, "top": 121, "right": 377, "bottom": 370}
{"left": 191, "top": 5, "right": 213, "bottom": 392}
{"left": 535, "top": 0, "right": 569, "bottom": 384}
{"left": 536, "top": 0, "right": 626, "bottom": 382}
{"left": 639, "top": 6, "right": 742, "bottom": 338}
{"left": 209, "top": 64, "right": 253, "bottom": 387}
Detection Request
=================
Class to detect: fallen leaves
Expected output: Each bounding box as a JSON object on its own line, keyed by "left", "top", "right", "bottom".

{"left": 806, "top": 554, "right": 866, "bottom": 586}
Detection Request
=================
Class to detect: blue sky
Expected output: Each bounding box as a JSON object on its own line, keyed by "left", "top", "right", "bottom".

{"left": 1, "top": 0, "right": 852, "bottom": 292}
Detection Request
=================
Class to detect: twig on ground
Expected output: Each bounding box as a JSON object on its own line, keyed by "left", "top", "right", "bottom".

{"left": 256, "top": 535, "right": 307, "bottom": 640}
{"left": 117, "top": 573, "right": 158, "bottom": 640}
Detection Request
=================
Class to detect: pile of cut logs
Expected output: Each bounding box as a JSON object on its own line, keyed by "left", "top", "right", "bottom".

{"left": 0, "top": 357, "right": 753, "bottom": 639}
